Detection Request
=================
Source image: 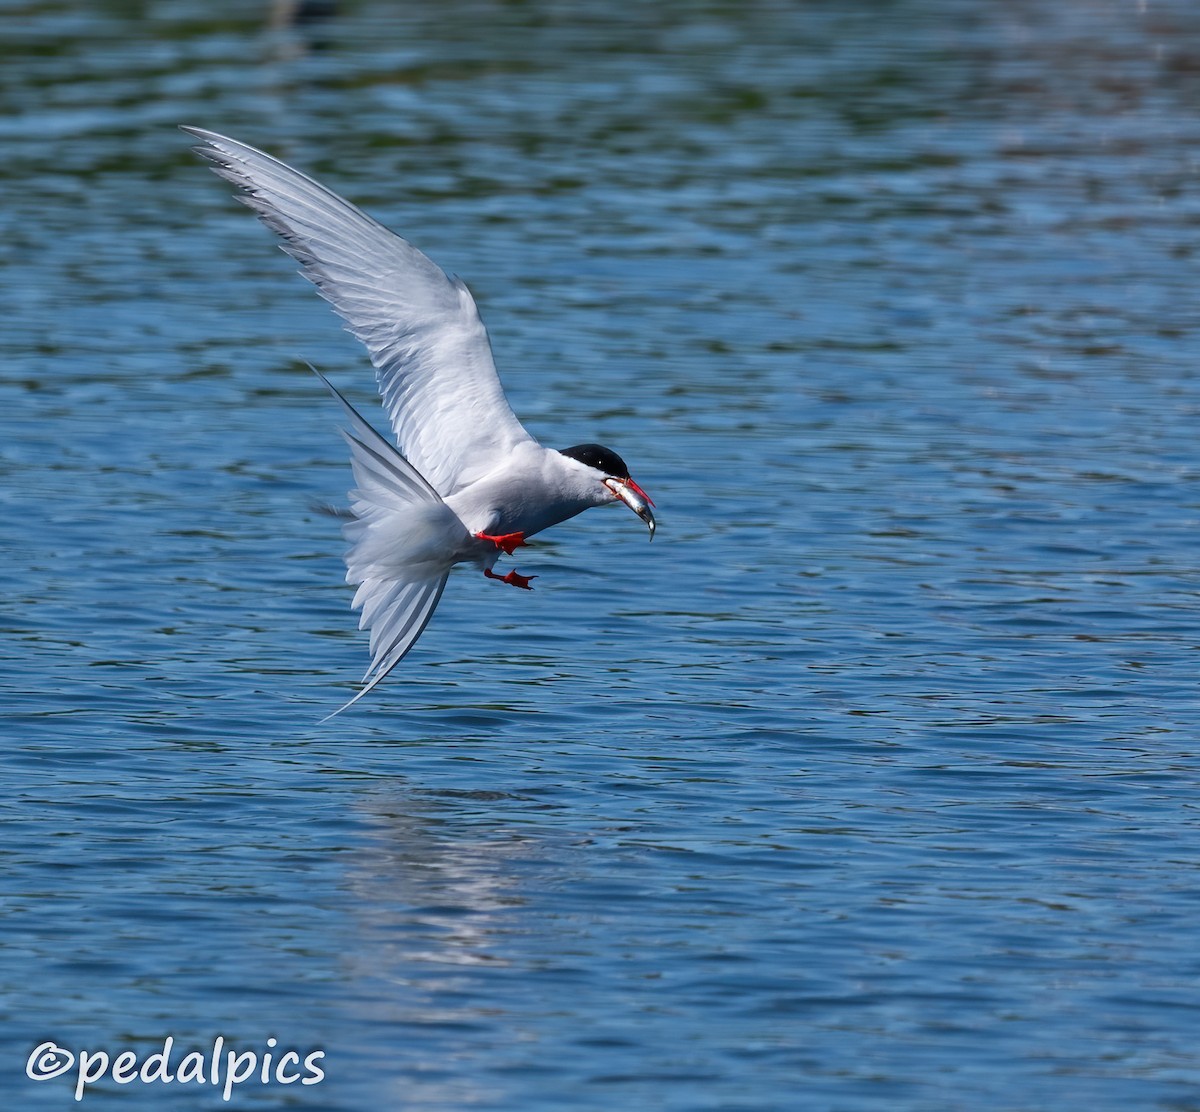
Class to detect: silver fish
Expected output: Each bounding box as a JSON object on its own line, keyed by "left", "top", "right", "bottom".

{"left": 605, "top": 478, "right": 656, "bottom": 540}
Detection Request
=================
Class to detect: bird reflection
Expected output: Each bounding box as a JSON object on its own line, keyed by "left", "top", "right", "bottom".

{"left": 340, "top": 790, "right": 542, "bottom": 972}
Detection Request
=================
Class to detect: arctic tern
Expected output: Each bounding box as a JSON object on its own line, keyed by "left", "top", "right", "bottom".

{"left": 183, "top": 128, "right": 656, "bottom": 717}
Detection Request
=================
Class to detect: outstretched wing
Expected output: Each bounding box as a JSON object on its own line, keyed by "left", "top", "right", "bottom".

{"left": 184, "top": 126, "right": 536, "bottom": 497}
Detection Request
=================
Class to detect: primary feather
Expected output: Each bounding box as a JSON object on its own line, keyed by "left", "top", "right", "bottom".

{"left": 182, "top": 126, "right": 536, "bottom": 497}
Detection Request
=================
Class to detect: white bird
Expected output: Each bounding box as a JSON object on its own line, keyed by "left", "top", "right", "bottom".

{"left": 183, "top": 128, "right": 656, "bottom": 718}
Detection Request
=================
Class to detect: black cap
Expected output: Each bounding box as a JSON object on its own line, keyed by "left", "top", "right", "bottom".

{"left": 558, "top": 443, "right": 630, "bottom": 479}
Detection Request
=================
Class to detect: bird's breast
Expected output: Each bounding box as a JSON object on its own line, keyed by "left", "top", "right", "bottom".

{"left": 446, "top": 479, "right": 591, "bottom": 543}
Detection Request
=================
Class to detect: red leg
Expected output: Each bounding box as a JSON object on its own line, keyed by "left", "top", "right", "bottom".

{"left": 484, "top": 568, "right": 536, "bottom": 590}
{"left": 475, "top": 531, "right": 527, "bottom": 556}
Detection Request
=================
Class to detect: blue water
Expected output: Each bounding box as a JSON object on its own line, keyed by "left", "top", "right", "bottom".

{"left": 4, "top": 1, "right": 1200, "bottom": 1108}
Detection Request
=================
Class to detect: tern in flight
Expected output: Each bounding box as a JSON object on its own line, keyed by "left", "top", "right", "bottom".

{"left": 184, "top": 128, "right": 656, "bottom": 717}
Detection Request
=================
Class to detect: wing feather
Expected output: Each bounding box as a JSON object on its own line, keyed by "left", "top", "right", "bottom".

{"left": 184, "top": 126, "right": 536, "bottom": 497}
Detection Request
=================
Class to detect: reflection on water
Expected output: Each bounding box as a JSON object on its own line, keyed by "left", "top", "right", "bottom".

{"left": 337, "top": 791, "right": 536, "bottom": 1109}
{"left": 345, "top": 793, "right": 530, "bottom": 971}
{"left": 5, "top": 1, "right": 1200, "bottom": 1109}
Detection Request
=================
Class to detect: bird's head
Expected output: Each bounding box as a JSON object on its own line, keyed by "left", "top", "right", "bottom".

{"left": 558, "top": 443, "right": 656, "bottom": 539}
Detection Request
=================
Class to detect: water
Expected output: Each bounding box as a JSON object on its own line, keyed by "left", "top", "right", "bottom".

{"left": 4, "top": 0, "right": 1200, "bottom": 1108}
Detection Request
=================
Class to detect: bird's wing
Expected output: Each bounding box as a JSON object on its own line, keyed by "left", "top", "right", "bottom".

{"left": 321, "top": 573, "right": 449, "bottom": 722}
{"left": 184, "top": 126, "right": 537, "bottom": 497}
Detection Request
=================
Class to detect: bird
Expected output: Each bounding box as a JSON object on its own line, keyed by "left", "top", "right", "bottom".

{"left": 182, "top": 128, "right": 656, "bottom": 718}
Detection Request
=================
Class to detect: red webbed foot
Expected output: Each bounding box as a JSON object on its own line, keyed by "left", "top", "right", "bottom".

{"left": 484, "top": 568, "right": 536, "bottom": 590}
{"left": 475, "top": 531, "right": 528, "bottom": 556}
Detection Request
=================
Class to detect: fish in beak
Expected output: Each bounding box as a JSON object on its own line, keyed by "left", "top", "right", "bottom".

{"left": 604, "top": 477, "right": 656, "bottom": 540}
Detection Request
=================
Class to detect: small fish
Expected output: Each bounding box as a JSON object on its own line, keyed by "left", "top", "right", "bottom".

{"left": 605, "top": 478, "right": 656, "bottom": 540}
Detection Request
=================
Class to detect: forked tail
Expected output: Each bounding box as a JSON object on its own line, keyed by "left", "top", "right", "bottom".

{"left": 312, "top": 367, "right": 450, "bottom": 721}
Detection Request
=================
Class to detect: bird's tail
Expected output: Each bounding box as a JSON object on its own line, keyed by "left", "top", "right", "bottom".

{"left": 312, "top": 367, "right": 451, "bottom": 720}
{"left": 319, "top": 571, "right": 448, "bottom": 722}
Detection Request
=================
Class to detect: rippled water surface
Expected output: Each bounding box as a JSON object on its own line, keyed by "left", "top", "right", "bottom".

{"left": 5, "top": 1, "right": 1200, "bottom": 1108}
